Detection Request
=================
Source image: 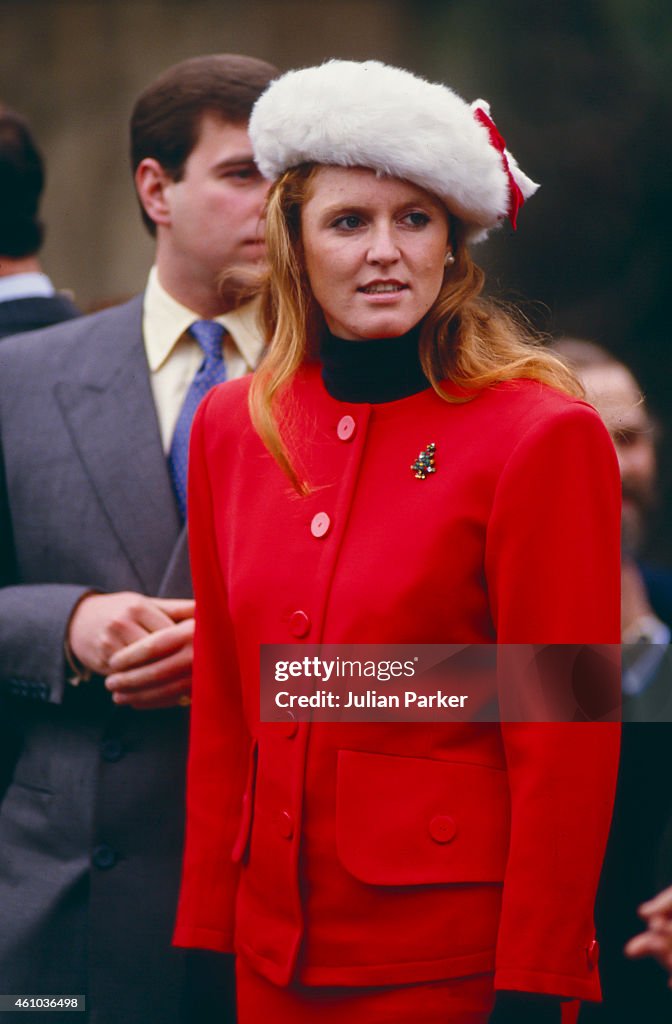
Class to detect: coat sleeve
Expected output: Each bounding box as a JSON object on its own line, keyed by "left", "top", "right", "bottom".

{"left": 173, "top": 390, "right": 251, "bottom": 953}
{"left": 0, "top": 415, "right": 91, "bottom": 705}
{"left": 484, "top": 400, "right": 621, "bottom": 1001}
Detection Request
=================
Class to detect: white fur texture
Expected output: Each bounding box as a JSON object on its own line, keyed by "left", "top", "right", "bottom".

{"left": 249, "top": 60, "right": 539, "bottom": 242}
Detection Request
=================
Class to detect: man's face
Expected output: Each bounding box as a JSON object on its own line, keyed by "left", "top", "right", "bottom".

{"left": 161, "top": 115, "right": 269, "bottom": 301}
{"left": 582, "top": 363, "right": 657, "bottom": 555}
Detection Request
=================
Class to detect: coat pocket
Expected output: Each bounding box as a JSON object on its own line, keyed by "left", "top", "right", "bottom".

{"left": 336, "top": 749, "right": 510, "bottom": 885}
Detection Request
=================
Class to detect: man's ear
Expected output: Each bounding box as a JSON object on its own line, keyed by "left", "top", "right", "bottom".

{"left": 134, "top": 158, "right": 173, "bottom": 229}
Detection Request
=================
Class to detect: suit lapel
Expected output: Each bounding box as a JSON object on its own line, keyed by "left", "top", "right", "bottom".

{"left": 54, "top": 296, "right": 183, "bottom": 594}
{"left": 158, "top": 530, "right": 192, "bottom": 599}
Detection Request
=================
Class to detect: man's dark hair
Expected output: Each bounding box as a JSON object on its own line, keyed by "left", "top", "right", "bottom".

{"left": 0, "top": 108, "right": 45, "bottom": 258}
{"left": 130, "top": 53, "right": 278, "bottom": 234}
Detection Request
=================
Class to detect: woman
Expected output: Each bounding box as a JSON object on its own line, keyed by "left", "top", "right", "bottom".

{"left": 173, "top": 61, "right": 621, "bottom": 1023}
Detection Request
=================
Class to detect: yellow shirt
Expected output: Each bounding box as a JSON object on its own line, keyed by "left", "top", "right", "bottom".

{"left": 142, "top": 266, "right": 265, "bottom": 452}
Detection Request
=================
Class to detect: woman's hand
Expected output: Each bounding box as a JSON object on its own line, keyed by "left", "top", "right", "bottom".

{"left": 625, "top": 885, "right": 672, "bottom": 981}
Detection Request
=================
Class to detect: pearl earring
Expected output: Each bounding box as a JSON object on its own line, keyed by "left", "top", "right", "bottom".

{"left": 444, "top": 251, "right": 455, "bottom": 266}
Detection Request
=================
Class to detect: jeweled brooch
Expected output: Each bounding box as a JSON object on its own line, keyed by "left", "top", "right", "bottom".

{"left": 411, "top": 442, "right": 437, "bottom": 480}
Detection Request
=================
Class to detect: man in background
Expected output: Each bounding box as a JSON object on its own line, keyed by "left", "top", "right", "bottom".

{"left": 551, "top": 338, "right": 672, "bottom": 1023}
{"left": 551, "top": 338, "right": 671, "bottom": 645}
{"left": 0, "top": 107, "right": 79, "bottom": 338}
{"left": 0, "top": 53, "right": 276, "bottom": 1024}
{"left": 0, "top": 105, "right": 81, "bottom": 842}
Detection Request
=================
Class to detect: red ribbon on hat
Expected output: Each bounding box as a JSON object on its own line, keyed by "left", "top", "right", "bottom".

{"left": 473, "top": 106, "right": 525, "bottom": 230}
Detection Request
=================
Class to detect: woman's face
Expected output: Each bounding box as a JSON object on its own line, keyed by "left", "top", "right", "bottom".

{"left": 300, "top": 166, "right": 450, "bottom": 341}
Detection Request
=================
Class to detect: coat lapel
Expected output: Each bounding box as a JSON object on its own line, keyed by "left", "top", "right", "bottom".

{"left": 54, "top": 296, "right": 183, "bottom": 595}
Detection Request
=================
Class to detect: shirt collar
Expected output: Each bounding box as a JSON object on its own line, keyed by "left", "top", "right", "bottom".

{"left": 0, "top": 272, "right": 56, "bottom": 302}
{"left": 143, "top": 266, "right": 265, "bottom": 371}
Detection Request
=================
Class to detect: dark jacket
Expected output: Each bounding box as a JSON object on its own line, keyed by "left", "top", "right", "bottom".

{"left": 0, "top": 292, "right": 80, "bottom": 339}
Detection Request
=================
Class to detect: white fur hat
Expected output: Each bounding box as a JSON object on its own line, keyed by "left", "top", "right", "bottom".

{"left": 249, "top": 59, "right": 539, "bottom": 242}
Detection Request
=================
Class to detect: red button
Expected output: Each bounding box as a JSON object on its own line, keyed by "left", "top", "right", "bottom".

{"left": 311, "top": 512, "right": 331, "bottom": 538}
{"left": 289, "top": 610, "right": 310, "bottom": 637}
{"left": 278, "top": 810, "right": 294, "bottom": 839}
{"left": 337, "top": 415, "right": 356, "bottom": 441}
{"left": 278, "top": 711, "right": 298, "bottom": 739}
{"left": 586, "top": 939, "right": 600, "bottom": 970}
{"left": 429, "top": 815, "right": 457, "bottom": 844}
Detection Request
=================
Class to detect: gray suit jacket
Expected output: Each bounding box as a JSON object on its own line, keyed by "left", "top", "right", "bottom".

{"left": 0, "top": 297, "right": 192, "bottom": 1024}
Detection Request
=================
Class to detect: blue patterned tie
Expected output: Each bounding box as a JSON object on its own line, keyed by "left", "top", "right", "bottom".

{"left": 168, "top": 320, "right": 227, "bottom": 522}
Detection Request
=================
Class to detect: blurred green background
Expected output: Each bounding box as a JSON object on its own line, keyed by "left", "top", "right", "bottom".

{"left": 2, "top": 0, "right": 671, "bottom": 561}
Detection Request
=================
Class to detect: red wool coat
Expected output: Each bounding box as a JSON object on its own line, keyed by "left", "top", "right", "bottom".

{"left": 173, "top": 365, "right": 621, "bottom": 1002}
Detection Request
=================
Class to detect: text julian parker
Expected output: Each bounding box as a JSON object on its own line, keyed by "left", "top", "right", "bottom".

{"left": 274, "top": 690, "right": 469, "bottom": 709}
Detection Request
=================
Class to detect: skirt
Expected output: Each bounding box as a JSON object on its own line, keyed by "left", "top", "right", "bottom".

{"left": 236, "top": 958, "right": 496, "bottom": 1024}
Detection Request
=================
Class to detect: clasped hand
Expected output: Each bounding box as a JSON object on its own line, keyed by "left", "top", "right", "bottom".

{"left": 67, "top": 591, "right": 195, "bottom": 710}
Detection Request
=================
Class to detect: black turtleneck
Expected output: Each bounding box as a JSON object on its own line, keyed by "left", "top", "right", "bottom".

{"left": 320, "top": 324, "right": 429, "bottom": 403}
